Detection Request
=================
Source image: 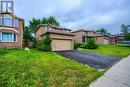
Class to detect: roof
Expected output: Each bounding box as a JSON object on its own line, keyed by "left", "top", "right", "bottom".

{"left": 40, "top": 31, "right": 75, "bottom": 36}
{"left": 36, "top": 24, "right": 72, "bottom": 31}
{"left": 0, "top": 12, "right": 24, "bottom": 21}
{"left": 72, "top": 29, "right": 92, "bottom": 33}
{"left": 84, "top": 33, "right": 108, "bottom": 37}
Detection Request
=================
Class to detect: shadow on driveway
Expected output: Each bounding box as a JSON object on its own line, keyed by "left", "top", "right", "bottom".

{"left": 56, "top": 50, "right": 121, "bottom": 69}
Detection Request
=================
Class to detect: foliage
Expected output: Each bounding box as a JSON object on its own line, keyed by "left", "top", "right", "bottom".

{"left": 23, "top": 26, "right": 33, "bottom": 41}
{"left": 29, "top": 16, "right": 60, "bottom": 33}
{"left": 74, "top": 43, "right": 81, "bottom": 49}
{"left": 96, "top": 28, "right": 108, "bottom": 34}
{"left": 80, "top": 44, "right": 130, "bottom": 57}
{"left": 121, "top": 24, "right": 130, "bottom": 40}
{"left": 29, "top": 18, "right": 41, "bottom": 33}
{"left": 86, "top": 38, "right": 98, "bottom": 49}
{"left": 0, "top": 49, "right": 103, "bottom": 87}
{"left": 42, "top": 16, "right": 59, "bottom": 26}
{"left": 31, "top": 37, "right": 37, "bottom": 48}
{"left": 80, "top": 38, "right": 98, "bottom": 49}
{"left": 37, "top": 33, "right": 52, "bottom": 51}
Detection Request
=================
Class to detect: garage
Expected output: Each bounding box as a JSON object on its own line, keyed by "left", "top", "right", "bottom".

{"left": 52, "top": 39, "right": 73, "bottom": 51}
{"left": 104, "top": 39, "right": 109, "bottom": 44}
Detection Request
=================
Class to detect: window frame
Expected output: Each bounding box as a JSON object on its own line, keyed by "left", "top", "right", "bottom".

{"left": 14, "top": 18, "right": 19, "bottom": 28}
{"left": 0, "top": 16, "right": 2, "bottom": 26}
{"left": 0, "top": 32, "right": 17, "bottom": 42}
{"left": 3, "top": 16, "right": 13, "bottom": 27}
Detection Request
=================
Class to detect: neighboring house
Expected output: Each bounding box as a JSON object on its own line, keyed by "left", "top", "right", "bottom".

{"left": 109, "top": 34, "right": 125, "bottom": 44}
{"left": 72, "top": 29, "right": 109, "bottom": 44}
{"left": 36, "top": 24, "right": 74, "bottom": 51}
{"left": 0, "top": 12, "right": 24, "bottom": 48}
{"left": 109, "top": 35, "right": 118, "bottom": 44}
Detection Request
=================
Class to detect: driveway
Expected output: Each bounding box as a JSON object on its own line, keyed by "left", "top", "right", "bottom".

{"left": 56, "top": 50, "right": 120, "bottom": 69}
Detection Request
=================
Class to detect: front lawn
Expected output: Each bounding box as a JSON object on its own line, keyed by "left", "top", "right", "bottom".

{"left": 0, "top": 48, "right": 103, "bottom": 87}
{"left": 80, "top": 44, "right": 130, "bottom": 57}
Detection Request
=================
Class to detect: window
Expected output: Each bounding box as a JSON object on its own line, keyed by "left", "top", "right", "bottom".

{"left": 4, "top": 17, "right": 12, "bottom": 26}
{"left": 1, "top": 32, "right": 17, "bottom": 42}
{"left": 0, "top": 17, "right": 2, "bottom": 26}
{"left": 14, "top": 18, "right": 19, "bottom": 27}
{"left": 0, "top": 32, "right": 2, "bottom": 42}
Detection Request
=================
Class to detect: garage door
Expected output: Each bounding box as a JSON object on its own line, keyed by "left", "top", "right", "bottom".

{"left": 104, "top": 39, "right": 109, "bottom": 44}
{"left": 52, "top": 39, "right": 72, "bottom": 51}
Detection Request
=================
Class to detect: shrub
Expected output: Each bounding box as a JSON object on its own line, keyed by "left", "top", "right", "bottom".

{"left": 31, "top": 38, "right": 37, "bottom": 48}
{"left": 80, "top": 44, "right": 87, "bottom": 48}
{"left": 80, "top": 38, "right": 98, "bottom": 49}
{"left": 74, "top": 43, "right": 81, "bottom": 49}
{"left": 37, "top": 40, "right": 44, "bottom": 50}
{"left": 37, "top": 32, "right": 52, "bottom": 51}
{"left": 85, "top": 38, "right": 98, "bottom": 49}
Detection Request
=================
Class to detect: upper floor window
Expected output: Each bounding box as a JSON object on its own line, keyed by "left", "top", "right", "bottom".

{"left": 4, "top": 16, "right": 12, "bottom": 26}
{"left": 0, "top": 17, "right": 2, "bottom": 26}
{"left": 14, "top": 18, "right": 19, "bottom": 27}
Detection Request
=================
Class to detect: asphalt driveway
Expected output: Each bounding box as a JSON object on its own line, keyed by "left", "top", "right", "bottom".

{"left": 56, "top": 50, "right": 121, "bottom": 69}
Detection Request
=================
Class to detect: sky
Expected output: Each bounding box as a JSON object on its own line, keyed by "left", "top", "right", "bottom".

{"left": 13, "top": 0, "right": 130, "bottom": 34}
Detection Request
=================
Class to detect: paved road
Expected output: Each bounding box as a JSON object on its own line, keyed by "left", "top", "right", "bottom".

{"left": 56, "top": 50, "right": 120, "bottom": 69}
{"left": 90, "top": 55, "right": 130, "bottom": 87}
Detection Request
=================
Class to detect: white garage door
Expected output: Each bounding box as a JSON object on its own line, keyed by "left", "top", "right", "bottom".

{"left": 104, "top": 39, "right": 109, "bottom": 44}
{"left": 52, "top": 39, "right": 72, "bottom": 51}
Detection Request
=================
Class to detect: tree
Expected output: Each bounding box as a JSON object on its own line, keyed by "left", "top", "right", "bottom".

{"left": 47, "top": 16, "right": 59, "bottom": 26}
{"left": 29, "top": 18, "right": 41, "bottom": 33}
{"left": 23, "top": 26, "right": 33, "bottom": 47}
{"left": 96, "top": 28, "right": 108, "bottom": 34}
{"left": 29, "top": 16, "right": 60, "bottom": 33}
{"left": 23, "top": 26, "right": 33, "bottom": 41}
{"left": 121, "top": 24, "right": 130, "bottom": 40}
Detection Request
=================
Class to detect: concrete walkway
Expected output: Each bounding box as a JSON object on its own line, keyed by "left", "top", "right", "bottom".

{"left": 90, "top": 55, "right": 130, "bottom": 87}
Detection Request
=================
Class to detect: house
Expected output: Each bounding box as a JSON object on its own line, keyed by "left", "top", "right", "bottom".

{"left": 36, "top": 24, "right": 74, "bottom": 51}
{"left": 72, "top": 29, "right": 109, "bottom": 44}
{"left": 109, "top": 34, "right": 125, "bottom": 44}
{"left": 0, "top": 12, "right": 24, "bottom": 48}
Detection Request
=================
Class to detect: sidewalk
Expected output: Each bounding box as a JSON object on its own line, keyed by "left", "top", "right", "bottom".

{"left": 90, "top": 55, "right": 130, "bottom": 87}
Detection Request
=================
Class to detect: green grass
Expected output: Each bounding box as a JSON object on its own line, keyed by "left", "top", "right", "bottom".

{"left": 80, "top": 44, "right": 130, "bottom": 57}
{"left": 117, "top": 44, "right": 130, "bottom": 47}
{"left": 0, "top": 48, "right": 103, "bottom": 87}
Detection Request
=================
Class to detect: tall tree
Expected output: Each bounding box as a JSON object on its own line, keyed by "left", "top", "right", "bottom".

{"left": 47, "top": 16, "right": 59, "bottom": 26}
{"left": 23, "top": 26, "right": 33, "bottom": 41}
{"left": 41, "top": 16, "right": 59, "bottom": 26}
{"left": 29, "top": 18, "right": 41, "bottom": 33}
{"left": 121, "top": 24, "right": 130, "bottom": 40}
{"left": 96, "top": 28, "right": 108, "bottom": 34}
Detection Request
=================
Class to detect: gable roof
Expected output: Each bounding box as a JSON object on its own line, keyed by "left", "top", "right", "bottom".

{"left": 72, "top": 29, "right": 94, "bottom": 33}
{"left": 36, "top": 24, "right": 72, "bottom": 31}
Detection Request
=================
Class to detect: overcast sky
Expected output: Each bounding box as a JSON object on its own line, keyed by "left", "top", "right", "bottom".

{"left": 14, "top": 0, "right": 130, "bottom": 34}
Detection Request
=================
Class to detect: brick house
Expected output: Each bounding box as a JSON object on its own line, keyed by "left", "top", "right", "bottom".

{"left": 0, "top": 12, "right": 24, "bottom": 48}
{"left": 109, "top": 34, "right": 125, "bottom": 44}
{"left": 36, "top": 24, "right": 74, "bottom": 51}
{"left": 72, "top": 29, "right": 109, "bottom": 44}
